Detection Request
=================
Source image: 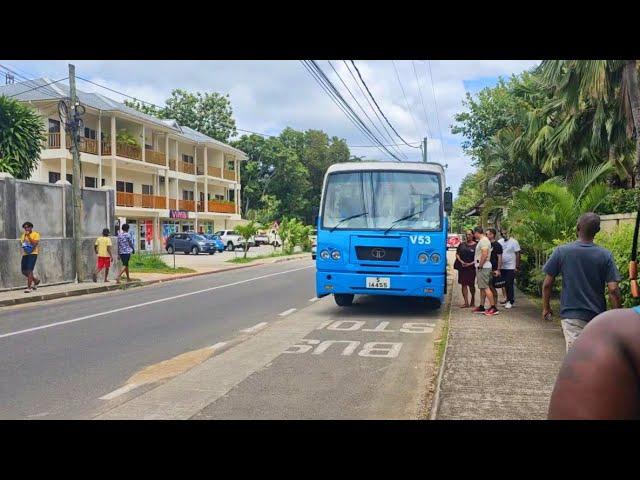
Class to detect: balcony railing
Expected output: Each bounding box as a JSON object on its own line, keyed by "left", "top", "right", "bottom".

{"left": 208, "top": 200, "right": 236, "bottom": 214}
{"left": 45, "top": 132, "right": 62, "bottom": 149}
{"left": 116, "top": 192, "right": 166, "bottom": 209}
{"left": 197, "top": 201, "right": 206, "bottom": 212}
{"left": 102, "top": 141, "right": 112, "bottom": 155}
{"left": 207, "top": 166, "right": 222, "bottom": 178}
{"left": 223, "top": 169, "right": 236, "bottom": 181}
{"left": 145, "top": 149, "right": 166, "bottom": 166}
{"left": 78, "top": 138, "right": 98, "bottom": 155}
{"left": 169, "top": 198, "right": 177, "bottom": 210}
{"left": 179, "top": 199, "right": 195, "bottom": 211}
{"left": 169, "top": 159, "right": 196, "bottom": 175}
{"left": 116, "top": 143, "right": 142, "bottom": 160}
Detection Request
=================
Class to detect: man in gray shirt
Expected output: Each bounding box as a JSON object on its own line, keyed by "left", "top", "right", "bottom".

{"left": 542, "top": 212, "right": 622, "bottom": 351}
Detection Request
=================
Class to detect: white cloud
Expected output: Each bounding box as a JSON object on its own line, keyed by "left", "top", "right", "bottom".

{"left": 2, "top": 59, "right": 540, "bottom": 194}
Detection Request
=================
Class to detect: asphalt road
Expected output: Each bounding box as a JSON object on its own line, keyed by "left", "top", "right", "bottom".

{"left": 0, "top": 259, "right": 316, "bottom": 419}
{"left": 0, "top": 257, "right": 447, "bottom": 420}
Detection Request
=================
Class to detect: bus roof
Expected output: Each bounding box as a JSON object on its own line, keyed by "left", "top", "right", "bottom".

{"left": 326, "top": 161, "right": 445, "bottom": 176}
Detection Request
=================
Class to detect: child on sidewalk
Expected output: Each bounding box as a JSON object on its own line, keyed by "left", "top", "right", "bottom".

{"left": 93, "top": 228, "right": 113, "bottom": 282}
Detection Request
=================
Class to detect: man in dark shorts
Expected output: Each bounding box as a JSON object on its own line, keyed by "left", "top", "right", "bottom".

{"left": 548, "top": 306, "right": 640, "bottom": 419}
{"left": 486, "top": 228, "right": 503, "bottom": 309}
{"left": 20, "top": 221, "right": 41, "bottom": 293}
{"left": 116, "top": 223, "right": 135, "bottom": 283}
{"left": 542, "top": 212, "right": 621, "bottom": 351}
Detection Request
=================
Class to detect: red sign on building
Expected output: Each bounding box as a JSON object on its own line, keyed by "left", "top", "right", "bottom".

{"left": 170, "top": 210, "right": 189, "bottom": 219}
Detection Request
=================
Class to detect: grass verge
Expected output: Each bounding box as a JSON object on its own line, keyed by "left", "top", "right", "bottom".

{"left": 226, "top": 251, "right": 305, "bottom": 264}
{"left": 128, "top": 253, "right": 195, "bottom": 274}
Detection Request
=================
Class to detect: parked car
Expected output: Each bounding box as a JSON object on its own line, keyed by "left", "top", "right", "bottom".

{"left": 446, "top": 233, "right": 462, "bottom": 250}
{"left": 254, "top": 232, "right": 269, "bottom": 246}
{"left": 166, "top": 233, "right": 219, "bottom": 255}
{"left": 214, "top": 230, "right": 254, "bottom": 251}
{"left": 202, "top": 234, "right": 226, "bottom": 252}
{"left": 268, "top": 230, "right": 282, "bottom": 247}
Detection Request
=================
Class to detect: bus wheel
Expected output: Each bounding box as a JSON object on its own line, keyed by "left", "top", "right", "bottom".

{"left": 334, "top": 294, "right": 354, "bottom": 307}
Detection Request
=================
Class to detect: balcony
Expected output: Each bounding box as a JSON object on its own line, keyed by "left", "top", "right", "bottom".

{"left": 223, "top": 169, "right": 236, "bottom": 181}
{"left": 45, "top": 132, "right": 62, "bottom": 149}
{"left": 116, "top": 192, "right": 166, "bottom": 209}
{"left": 208, "top": 200, "right": 236, "bottom": 214}
{"left": 145, "top": 148, "right": 166, "bottom": 166}
{"left": 116, "top": 143, "right": 142, "bottom": 160}
{"left": 207, "top": 166, "right": 222, "bottom": 178}
{"left": 78, "top": 138, "right": 98, "bottom": 155}
{"left": 102, "top": 141, "right": 112, "bottom": 155}
{"left": 197, "top": 201, "right": 206, "bottom": 212}
{"left": 169, "top": 159, "right": 196, "bottom": 175}
{"left": 179, "top": 199, "right": 195, "bottom": 211}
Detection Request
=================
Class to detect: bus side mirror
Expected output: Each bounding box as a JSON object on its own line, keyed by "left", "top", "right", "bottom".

{"left": 444, "top": 191, "right": 453, "bottom": 214}
{"left": 312, "top": 206, "right": 319, "bottom": 227}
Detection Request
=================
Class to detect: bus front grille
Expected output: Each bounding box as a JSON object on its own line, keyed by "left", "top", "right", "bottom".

{"left": 355, "top": 246, "right": 402, "bottom": 262}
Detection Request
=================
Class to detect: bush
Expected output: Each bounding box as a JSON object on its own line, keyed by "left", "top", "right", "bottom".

{"left": 596, "top": 188, "right": 640, "bottom": 215}
{"left": 595, "top": 223, "right": 640, "bottom": 309}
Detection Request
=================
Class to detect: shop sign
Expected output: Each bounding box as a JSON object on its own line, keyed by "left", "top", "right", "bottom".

{"left": 170, "top": 209, "right": 189, "bottom": 219}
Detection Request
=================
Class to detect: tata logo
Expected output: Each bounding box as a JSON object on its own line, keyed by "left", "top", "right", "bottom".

{"left": 409, "top": 235, "right": 432, "bottom": 245}
{"left": 371, "top": 248, "right": 386, "bottom": 259}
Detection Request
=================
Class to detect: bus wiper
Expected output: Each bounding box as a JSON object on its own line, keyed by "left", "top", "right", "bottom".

{"left": 330, "top": 212, "right": 368, "bottom": 232}
{"left": 384, "top": 208, "right": 428, "bottom": 234}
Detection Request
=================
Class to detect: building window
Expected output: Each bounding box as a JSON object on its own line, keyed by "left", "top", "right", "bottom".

{"left": 226, "top": 160, "right": 235, "bottom": 171}
{"left": 84, "top": 127, "right": 96, "bottom": 140}
{"left": 182, "top": 190, "right": 194, "bottom": 200}
{"left": 85, "top": 176, "right": 97, "bottom": 188}
{"left": 182, "top": 154, "right": 194, "bottom": 164}
{"left": 142, "top": 184, "right": 154, "bottom": 195}
{"left": 214, "top": 194, "right": 224, "bottom": 200}
{"left": 228, "top": 189, "right": 235, "bottom": 202}
{"left": 116, "top": 181, "right": 133, "bottom": 193}
{"left": 49, "top": 119, "right": 60, "bottom": 134}
{"left": 49, "top": 172, "right": 61, "bottom": 184}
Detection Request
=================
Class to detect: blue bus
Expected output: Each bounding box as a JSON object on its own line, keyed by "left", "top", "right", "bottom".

{"left": 315, "top": 162, "right": 453, "bottom": 307}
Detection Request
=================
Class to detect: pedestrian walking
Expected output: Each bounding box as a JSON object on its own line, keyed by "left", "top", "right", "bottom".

{"left": 499, "top": 229, "right": 520, "bottom": 309}
{"left": 548, "top": 306, "right": 640, "bottom": 419}
{"left": 542, "top": 212, "right": 622, "bottom": 351}
{"left": 486, "top": 228, "right": 503, "bottom": 309}
{"left": 472, "top": 226, "right": 499, "bottom": 316}
{"left": 454, "top": 229, "right": 477, "bottom": 308}
{"left": 92, "top": 228, "right": 113, "bottom": 283}
{"left": 20, "top": 221, "right": 41, "bottom": 293}
{"left": 116, "top": 223, "right": 135, "bottom": 284}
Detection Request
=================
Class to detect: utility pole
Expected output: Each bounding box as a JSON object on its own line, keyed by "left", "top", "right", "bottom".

{"left": 422, "top": 137, "right": 428, "bottom": 163}
{"left": 69, "top": 64, "right": 84, "bottom": 282}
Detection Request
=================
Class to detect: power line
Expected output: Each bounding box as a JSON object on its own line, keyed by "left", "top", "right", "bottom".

{"left": 349, "top": 60, "right": 420, "bottom": 149}
{"left": 6, "top": 76, "right": 69, "bottom": 99}
{"left": 391, "top": 60, "right": 422, "bottom": 140}
{"left": 301, "top": 60, "right": 403, "bottom": 162}
{"left": 411, "top": 60, "right": 433, "bottom": 140}
{"left": 0, "top": 64, "right": 67, "bottom": 100}
{"left": 327, "top": 60, "right": 407, "bottom": 160}
{"left": 424, "top": 60, "right": 447, "bottom": 161}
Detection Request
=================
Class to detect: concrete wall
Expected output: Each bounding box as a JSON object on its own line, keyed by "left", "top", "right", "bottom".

{"left": 0, "top": 175, "right": 117, "bottom": 289}
{"left": 600, "top": 213, "right": 637, "bottom": 233}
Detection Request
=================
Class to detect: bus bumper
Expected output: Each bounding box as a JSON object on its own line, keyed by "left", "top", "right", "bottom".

{"left": 316, "top": 271, "right": 445, "bottom": 301}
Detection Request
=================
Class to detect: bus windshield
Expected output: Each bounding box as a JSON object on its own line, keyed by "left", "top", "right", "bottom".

{"left": 322, "top": 170, "right": 442, "bottom": 231}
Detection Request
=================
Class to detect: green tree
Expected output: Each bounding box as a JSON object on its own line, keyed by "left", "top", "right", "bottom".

{"left": 125, "top": 88, "right": 237, "bottom": 143}
{"left": 236, "top": 220, "right": 259, "bottom": 259}
{"left": 0, "top": 96, "right": 45, "bottom": 179}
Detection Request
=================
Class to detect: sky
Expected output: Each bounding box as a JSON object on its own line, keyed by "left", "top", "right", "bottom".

{"left": 0, "top": 60, "right": 540, "bottom": 195}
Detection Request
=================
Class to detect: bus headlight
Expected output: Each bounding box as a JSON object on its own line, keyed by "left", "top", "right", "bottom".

{"left": 320, "top": 250, "right": 330, "bottom": 260}
{"left": 331, "top": 250, "right": 341, "bottom": 260}
{"left": 431, "top": 253, "right": 441, "bottom": 264}
{"left": 418, "top": 253, "right": 429, "bottom": 264}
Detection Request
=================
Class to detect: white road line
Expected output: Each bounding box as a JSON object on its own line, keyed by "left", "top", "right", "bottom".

{"left": 308, "top": 297, "right": 318, "bottom": 302}
{"left": 208, "top": 341, "right": 227, "bottom": 350}
{"left": 100, "top": 383, "right": 139, "bottom": 400}
{"left": 240, "top": 322, "right": 268, "bottom": 334}
{"left": 0, "top": 265, "right": 313, "bottom": 341}
{"left": 279, "top": 308, "right": 297, "bottom": 317}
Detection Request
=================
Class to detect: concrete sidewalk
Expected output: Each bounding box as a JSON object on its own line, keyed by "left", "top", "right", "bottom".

{"left": 432, "top": 270, "right": 566, "bottom": 420}
{"left": 0, "top": 252, "right": 310, "bottom": 307}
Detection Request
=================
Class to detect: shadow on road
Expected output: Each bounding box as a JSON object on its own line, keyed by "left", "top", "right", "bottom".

{"left": 331, "top": 295, "right": 442, "bottom": 318}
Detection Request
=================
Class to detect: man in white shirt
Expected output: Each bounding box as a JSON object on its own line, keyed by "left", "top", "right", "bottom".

{"left": 498, "top": 229, "right": 521, "bottom": 309}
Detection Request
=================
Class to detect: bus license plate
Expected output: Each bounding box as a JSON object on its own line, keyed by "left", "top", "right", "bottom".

{"left": 367, "top": 277, "right": 390, "bottom": 289}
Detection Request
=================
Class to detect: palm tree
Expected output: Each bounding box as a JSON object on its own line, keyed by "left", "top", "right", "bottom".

{"left": 538, "top": 60, "right": 640, "bottom": 185}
